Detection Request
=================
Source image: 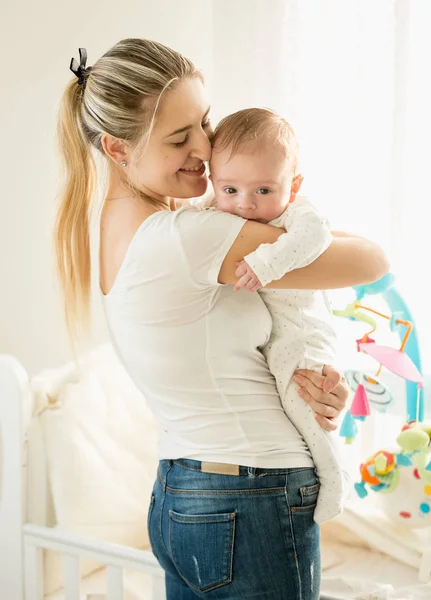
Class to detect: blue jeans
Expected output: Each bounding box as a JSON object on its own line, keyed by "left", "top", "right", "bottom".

{"left": 148, "top": 459, "right": 321, "bottom": 599}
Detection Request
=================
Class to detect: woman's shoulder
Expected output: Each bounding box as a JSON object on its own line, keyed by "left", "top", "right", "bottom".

{"left": 101, "top": 200, "right": 245, "bottom": 294}
{"left": 172, "top": 205, "right": 246, "bottom": 288}
{"left": 174, "top": 202, "right": 245, "bottom": 233}
{"left": 119, "top": 203, "right": 241, "bottom": 241}
{"left": 173, "top": 204, "right": 246, "bottom": 258}
{"left": 100, "top": 199, "right": 164, "bottom": 295}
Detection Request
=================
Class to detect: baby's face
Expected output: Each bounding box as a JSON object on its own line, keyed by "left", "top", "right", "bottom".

{"left": 210, "top": 141, "right": 294, "bottom": 223}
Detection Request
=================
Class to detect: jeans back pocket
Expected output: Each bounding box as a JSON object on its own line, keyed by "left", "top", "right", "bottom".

{"left": 169, "top": 509, "right": 236, "bottom": 593}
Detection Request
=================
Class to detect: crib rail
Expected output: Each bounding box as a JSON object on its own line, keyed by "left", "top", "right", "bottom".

{"left": 0, "top": 355, "right": 29, "bottom": 599}
{"left": 23, "top": 524, "right": 165, "bottom": 600}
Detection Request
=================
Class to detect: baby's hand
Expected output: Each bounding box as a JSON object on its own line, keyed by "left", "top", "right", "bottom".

{"left": 234, "top": 260, "right": 262, "bottom": 292}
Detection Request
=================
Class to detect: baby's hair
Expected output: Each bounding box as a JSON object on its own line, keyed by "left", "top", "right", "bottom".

{"left": 211, "top": 107, "right": 299, "bottom": 175}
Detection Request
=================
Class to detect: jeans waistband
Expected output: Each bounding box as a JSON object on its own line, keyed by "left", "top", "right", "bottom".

{"left": 165, "top": 458, "right": 315, "bottom": 478}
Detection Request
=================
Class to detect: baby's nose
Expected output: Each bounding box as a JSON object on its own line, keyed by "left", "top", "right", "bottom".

{"left": 237, "top": 202, "right": 257, "bottom": 210}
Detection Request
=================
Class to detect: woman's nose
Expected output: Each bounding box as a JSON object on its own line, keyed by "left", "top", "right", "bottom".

{"left": 190, "top": 130, "right": 211, "bottom": 162}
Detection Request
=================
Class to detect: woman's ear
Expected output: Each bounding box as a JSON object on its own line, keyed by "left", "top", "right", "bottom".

{"left": 101, "top": 134, "right": 129, "bottom": 165}
{"left": 289, "top": 174, "right": 304, "bottom": 203}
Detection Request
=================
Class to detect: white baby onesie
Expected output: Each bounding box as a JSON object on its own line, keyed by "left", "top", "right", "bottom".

{"left": 244, "top": 196, "right": 351, "bottom": 524}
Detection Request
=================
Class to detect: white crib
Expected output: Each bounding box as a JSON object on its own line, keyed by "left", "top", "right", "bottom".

{"left": 0, "top": 354, "right": 166, "bottom": 600}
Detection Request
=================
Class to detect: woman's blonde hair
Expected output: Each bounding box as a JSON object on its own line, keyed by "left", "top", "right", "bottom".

{"left": 55, "top": 39, "right": 199, "bottom": 342}
{"left": 211, "top": 107, "right": 299, "bottom": 174}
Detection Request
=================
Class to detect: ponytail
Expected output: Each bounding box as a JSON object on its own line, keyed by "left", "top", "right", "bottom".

{"left": 54, "top": 80, "right": 96, "bottom": 343}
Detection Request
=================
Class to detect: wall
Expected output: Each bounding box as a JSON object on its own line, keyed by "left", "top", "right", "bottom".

{"left": 211, "top": 0, "right": 294, "bottom": 123}
{"left": 0, "top": 0, "right": 213, "bottom": 375}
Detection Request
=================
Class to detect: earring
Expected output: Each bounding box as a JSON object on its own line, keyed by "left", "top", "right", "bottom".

{"left": 120, "top": 160, "right": 127, "bottom": 167}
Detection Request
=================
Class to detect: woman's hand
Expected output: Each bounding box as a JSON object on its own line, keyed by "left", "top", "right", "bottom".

{"left": 292, "top": 365, "right": 349, "bottom": 432}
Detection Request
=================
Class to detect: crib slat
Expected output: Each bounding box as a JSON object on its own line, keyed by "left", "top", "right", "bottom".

{"left": 107, "top": 565, "right": 124, "bottom": 600}
{"left": 24, "top": 544, "right": 44, "bottom": 600}
{"left": 63, "top": 554, "right": 80, "bottom": 600}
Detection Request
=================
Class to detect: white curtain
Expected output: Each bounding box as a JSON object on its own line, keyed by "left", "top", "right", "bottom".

{"left": 211, "top": 0, "right": 431, "bottom": 374}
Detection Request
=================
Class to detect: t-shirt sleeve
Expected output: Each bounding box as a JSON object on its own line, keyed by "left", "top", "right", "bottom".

{"left": 176, "top": 206, "right": 246, "bottom": 287}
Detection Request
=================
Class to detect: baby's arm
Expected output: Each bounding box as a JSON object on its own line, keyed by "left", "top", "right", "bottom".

{"left": 237, "top": 198, "right": 332, "bottom": 290}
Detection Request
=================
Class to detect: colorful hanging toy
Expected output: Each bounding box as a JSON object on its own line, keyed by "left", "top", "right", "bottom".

{"left": 335, "top": 272, "right": 424, "bottom": 440}
{"left": 334, "top": 273, "right": 430, "bottom": 526}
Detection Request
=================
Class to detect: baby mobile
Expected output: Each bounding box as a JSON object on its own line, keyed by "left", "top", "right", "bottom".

{"left": 334, "top": 273, "right": 430, "bottom": 526}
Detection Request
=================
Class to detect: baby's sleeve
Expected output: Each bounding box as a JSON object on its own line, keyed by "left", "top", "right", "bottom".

{"left": 176, "top": 206, "right": 246, "bottom": 287}
{"left": 244, "top": 198, "right": 332, "bottom": 286}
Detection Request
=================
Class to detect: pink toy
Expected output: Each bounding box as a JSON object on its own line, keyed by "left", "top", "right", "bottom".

{"left": 350, "top": 383, "right": 371, "bottom": 417}
{"left": 337, "top": 302, "right": 424, "bottom": 441}
{"left": 359, "top": 343, "right": 424, "bottom": 386}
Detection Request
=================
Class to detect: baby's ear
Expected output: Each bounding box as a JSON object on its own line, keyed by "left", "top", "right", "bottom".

{"left": 289, "top": 174, "right": 304, "bottom": 203}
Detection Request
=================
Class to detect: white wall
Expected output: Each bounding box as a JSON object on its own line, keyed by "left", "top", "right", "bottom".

{"left": 0, "top": 0, "right": 214, "bottom": 375}
{"left": 211, "top": 0, "right": 293, "bottom": 122}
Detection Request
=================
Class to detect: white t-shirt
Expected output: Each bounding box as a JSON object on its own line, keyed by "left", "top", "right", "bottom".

{"left": 102, "top": 203, "right": 313, "bottom": 468}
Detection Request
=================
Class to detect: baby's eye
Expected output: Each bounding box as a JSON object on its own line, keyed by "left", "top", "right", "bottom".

{"left": 223, "top": 187, "right": 237, "bottom": 194}
{"left": 256, "top": 188, "right": 271, "bottom": 195}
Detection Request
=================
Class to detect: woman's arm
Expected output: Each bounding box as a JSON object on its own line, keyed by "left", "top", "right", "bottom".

{"left": 331, "top": 230, "right": 364, "bottom": 239}
{"left": 218, "top": 220, "right": 389, "bottom": 289}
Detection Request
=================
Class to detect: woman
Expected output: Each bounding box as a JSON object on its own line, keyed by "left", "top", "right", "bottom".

{"left": 56, "top": 39, "right": 389, "bottom": 599}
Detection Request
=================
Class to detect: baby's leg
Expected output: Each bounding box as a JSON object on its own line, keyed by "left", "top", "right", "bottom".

{"left": 281, "top": 379, "right": 350, "bottom": 523}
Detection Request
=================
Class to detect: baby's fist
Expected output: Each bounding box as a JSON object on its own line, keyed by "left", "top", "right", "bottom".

{"left": 234, "top": 260, "right": 262, "bottom": 292}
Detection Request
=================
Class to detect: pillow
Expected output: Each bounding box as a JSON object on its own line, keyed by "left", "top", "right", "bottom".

{"left": 31, "top": 344, "right": 159, "bottom": 594}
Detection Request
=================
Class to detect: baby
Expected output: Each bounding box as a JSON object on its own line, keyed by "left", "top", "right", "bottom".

{"left": 209, "top": 108, "right": 351, "bottom": 524}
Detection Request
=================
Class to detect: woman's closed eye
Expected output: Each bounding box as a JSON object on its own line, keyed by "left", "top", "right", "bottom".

{"left": 171, "top": 120, "right": 212, "bottom": 148}
{"left": 172, "top": 135, "right": 188, "bottom": 148}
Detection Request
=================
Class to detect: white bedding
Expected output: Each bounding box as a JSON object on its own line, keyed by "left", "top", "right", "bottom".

{"left": 321, "top": 544, "right": 430, "bottom": 599}
{"left": 320, "top": 523, "right": 431, "bottom": 599}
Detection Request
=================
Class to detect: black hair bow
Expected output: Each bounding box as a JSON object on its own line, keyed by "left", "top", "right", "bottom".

{"left": 70, "top": 48, "right": 91, "bottom": 88}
